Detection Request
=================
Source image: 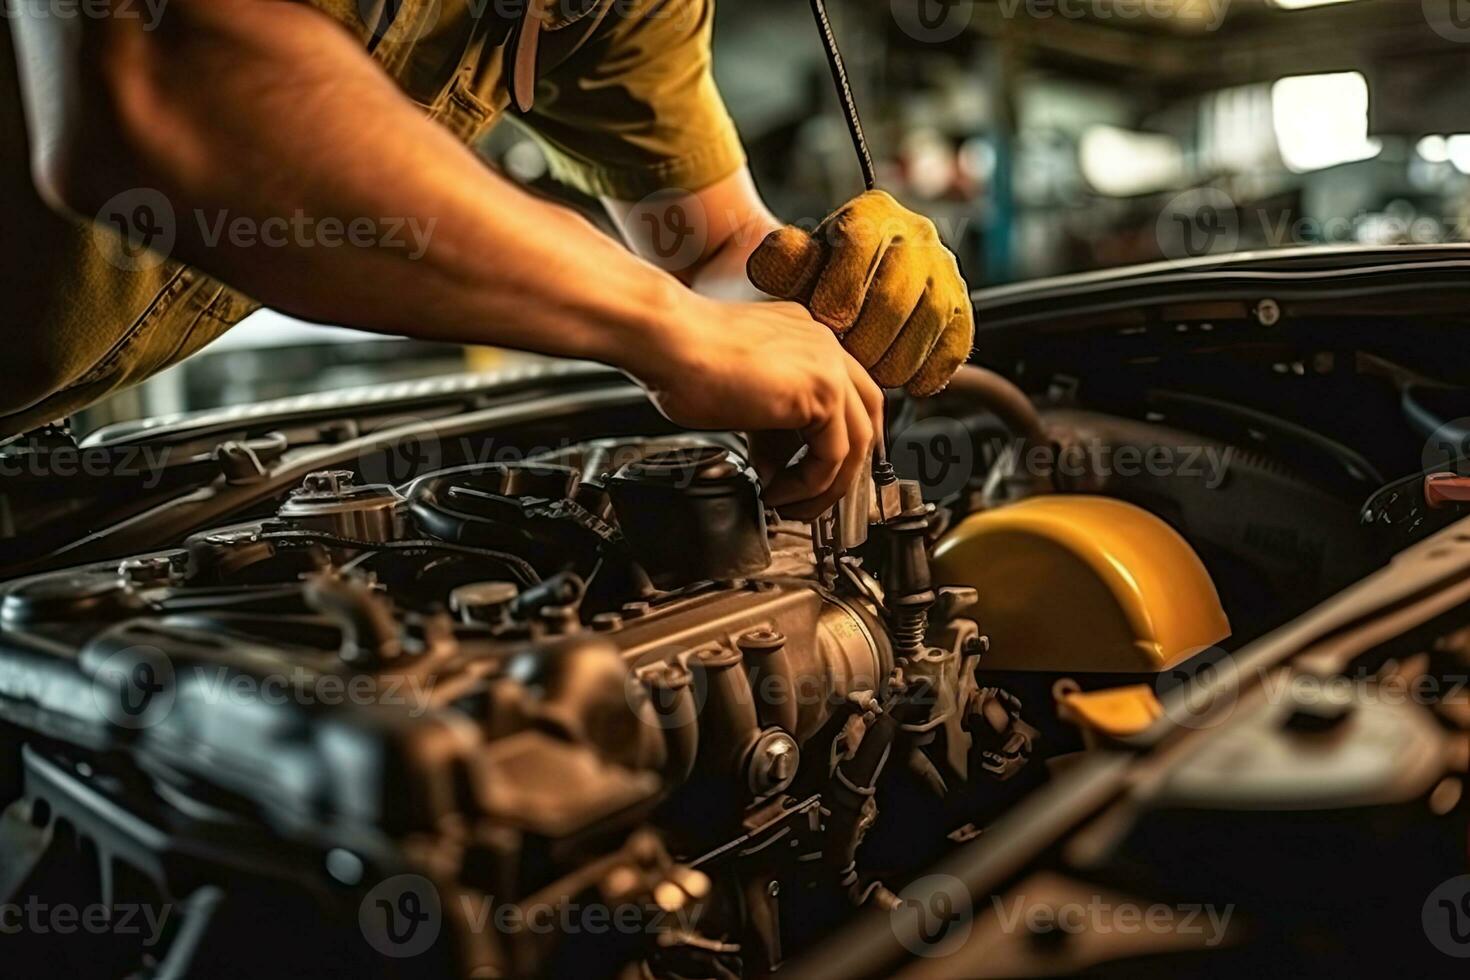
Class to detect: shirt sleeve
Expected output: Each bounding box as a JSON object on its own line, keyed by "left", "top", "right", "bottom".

{"left": 513, "top": 0, "right": 747, "bottom": 199}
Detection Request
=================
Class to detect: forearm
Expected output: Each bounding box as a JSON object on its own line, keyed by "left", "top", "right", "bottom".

{"left": 602, "top": 168, "right": 781, "bottom": 302}
{"left": 685, "top": 203, "right": 782, "bottom": 301}
{"left": 13, "top": 0, "right": 689, "bottom": 380}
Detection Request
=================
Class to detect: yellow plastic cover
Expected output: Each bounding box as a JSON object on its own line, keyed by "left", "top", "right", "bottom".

{"left": 931, "top": 496, "right": 1230, "bottom": 672}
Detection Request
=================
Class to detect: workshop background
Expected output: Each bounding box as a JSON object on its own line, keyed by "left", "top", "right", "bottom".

{"left": 79, "top": 0, "right": 1470, "bottom": 430}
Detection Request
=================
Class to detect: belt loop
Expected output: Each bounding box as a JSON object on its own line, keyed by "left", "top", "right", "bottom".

{"left": 508, "top": 0, "right": 547, "bottom": 113}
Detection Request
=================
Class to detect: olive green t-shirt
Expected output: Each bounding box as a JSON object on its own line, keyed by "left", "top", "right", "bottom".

{"left": 0, "top": 0, "right": 745, "bottom": 437}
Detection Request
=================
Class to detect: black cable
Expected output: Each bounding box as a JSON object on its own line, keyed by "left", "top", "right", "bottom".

{"left": 807, "top": 0, "right": 894, "bottom": 463}
{"left": 809, "top": 0, "right": 876, "bottom": 192}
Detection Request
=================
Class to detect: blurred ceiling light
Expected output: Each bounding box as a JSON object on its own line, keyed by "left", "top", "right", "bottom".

{"left": 503, "top": 139, "right": 548, "bottom": 183}
{"left": 1158, "top": 0, "right": 1229, "bottom": 31}
{"left": 1266, "top": 0, "right": 1364, "bottom": 9}
{"left": 1079, "top": 125, "right": 1184, "bottom": 197}
{"left": 1417, "top": 135, "right": 1451, "bottom": 164}
{"left": 958, "top": 137, "right": 997, "bottom": 185}
{"left": 1270, "top": 71, "right": 1381, "bottom": 173}
{"left": 1447, "top": 136, "right": 1470, "bottom": 174}
{"left": 901, "top": 129, "right": 956, "bottom": 200}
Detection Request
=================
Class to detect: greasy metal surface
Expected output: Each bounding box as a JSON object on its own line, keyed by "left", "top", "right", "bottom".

{"left": 609, "top": 581, "right": 888, "bottom": 743}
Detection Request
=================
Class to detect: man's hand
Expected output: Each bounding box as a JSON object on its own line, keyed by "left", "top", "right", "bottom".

{"left": 746, "top": 190, "right": 974, "bottom": 396}
{"left": 636, "top": 296, "right": 884, "bottom": 520}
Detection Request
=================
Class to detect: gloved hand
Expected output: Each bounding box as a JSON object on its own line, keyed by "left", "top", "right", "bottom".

{"left": 747, "top": 190, "right": 974, "bottom": 396}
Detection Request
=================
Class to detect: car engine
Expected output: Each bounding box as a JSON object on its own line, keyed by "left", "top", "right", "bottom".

{"left": 0, "top": 424, "right": 1063, "bottom": 977}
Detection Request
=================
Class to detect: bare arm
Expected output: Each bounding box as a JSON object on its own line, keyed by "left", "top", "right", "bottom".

{"left": 14, "top": 0, "right": 676, "bottom": 368}
{"left": 602, "top": 168, "right": 782, "bottom": 301}
{"left": 10, "top": 0, "right": 880, "bottom": 516}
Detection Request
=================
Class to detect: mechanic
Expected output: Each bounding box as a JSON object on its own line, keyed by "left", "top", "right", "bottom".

{"left": 3, "top": 0, "right": 974, "bottom": 517}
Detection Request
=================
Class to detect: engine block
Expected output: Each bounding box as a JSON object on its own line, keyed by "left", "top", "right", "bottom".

{"left": 0, "top": 438, "right": 1033, "bottom": 978}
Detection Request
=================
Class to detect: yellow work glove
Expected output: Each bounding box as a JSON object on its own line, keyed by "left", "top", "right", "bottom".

{"left": 747, "top": 190, "right": 974, "bottom": 396}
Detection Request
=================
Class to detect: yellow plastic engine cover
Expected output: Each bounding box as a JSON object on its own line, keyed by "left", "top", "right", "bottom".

{"left": 931, "top": 496, "right": 1229, "bottom": 672}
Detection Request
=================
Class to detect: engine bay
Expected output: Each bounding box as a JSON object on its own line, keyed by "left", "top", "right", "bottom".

{"left": 2, "top": 428, "right": 1062, "bottom": 976}
{"left": 4, "top": 254, "right": 1470, "bottom": 977}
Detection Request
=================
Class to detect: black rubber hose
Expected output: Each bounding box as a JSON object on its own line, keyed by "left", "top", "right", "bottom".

{"left": 945, "top": 364, "right": 1048, "bottom": 451}
{"left": 303, "top": 575, "right": 402, "bottom": 664}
